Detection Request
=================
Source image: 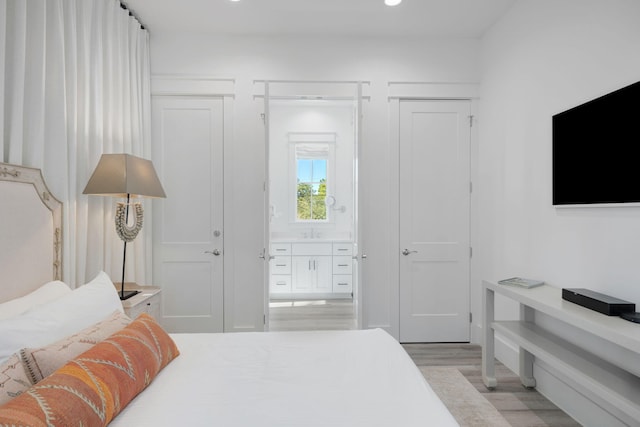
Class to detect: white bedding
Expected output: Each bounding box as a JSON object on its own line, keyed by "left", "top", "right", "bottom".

{"left": 111, "top": 329, "right": 458, "bottom": 427}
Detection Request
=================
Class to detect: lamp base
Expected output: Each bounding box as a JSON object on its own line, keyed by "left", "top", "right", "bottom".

{"left": 119, "top": 290, "right": 140, "bottom": 301}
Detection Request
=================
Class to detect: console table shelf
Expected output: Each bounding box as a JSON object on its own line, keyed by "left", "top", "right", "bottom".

{"left": 482, "top": 280, "right": 640, "bottom": 427}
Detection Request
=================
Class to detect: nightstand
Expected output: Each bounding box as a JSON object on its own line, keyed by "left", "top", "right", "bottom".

{"left": 119, "top": 284, "right": 162, "bottom": 321}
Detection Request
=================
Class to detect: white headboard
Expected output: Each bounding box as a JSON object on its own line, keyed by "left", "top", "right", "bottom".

{"left": 0, "top": 163, "right": 62, "bottom": 303}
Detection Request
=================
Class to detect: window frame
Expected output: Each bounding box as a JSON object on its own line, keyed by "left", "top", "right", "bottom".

{"left": 288, "top": 133, "right": 337, "bottom": 224}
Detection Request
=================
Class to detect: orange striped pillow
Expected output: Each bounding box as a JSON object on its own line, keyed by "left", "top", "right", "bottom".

{"left": 0, "top": 313, "right": 179, "bottom": 426}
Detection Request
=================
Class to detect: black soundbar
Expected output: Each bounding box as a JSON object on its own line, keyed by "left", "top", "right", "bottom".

{"left": 562, "top": 288, "right": 635, "bottom": 316}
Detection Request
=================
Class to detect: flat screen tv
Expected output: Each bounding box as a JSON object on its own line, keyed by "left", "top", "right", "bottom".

{"left": 552, "top": 80, "right": 640, "bottom": 206}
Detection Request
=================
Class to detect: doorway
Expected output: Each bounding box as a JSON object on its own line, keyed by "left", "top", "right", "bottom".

{"left": 398, "top": 99, "right": 471, "bottom": 343}
{"left": 264, "top": 89, "right": 361, "bottom": 332}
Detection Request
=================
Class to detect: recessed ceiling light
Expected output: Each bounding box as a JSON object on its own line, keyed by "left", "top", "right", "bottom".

{"left": 385, "top": 0, "right": 402, "bottom": 6}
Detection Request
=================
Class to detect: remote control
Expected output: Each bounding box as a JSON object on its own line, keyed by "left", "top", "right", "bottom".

{"left": 620, "top": 312, "right": 640, "bottom": 323}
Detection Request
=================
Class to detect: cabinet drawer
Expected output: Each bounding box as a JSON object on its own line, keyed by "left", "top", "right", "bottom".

{"left": 333, "top": 243, "right": 353, "bottom": 256}
{"left": 124, "top": 292, "right": 161, "bottom": 320}
{"left": 270, "top": 275, "right": 292, "bottom": 293}
{"left": 333, "top": 275, "right": 353, "bottom": 293}
{"left": 271, "top": 243, "right": 291, "bottom": 256}
{"left": 333, "top": 256, "right": 353, "bottom": 274}
{"left": 270, "top": 256, "right": 292, "bottom": 274}
{"left": 292, "top": 243, "right": 332, "bottom": 256}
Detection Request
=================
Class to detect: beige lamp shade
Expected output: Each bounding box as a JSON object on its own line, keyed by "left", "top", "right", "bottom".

{"left": 83, "top": 153, "right": 166, "bottom": 198}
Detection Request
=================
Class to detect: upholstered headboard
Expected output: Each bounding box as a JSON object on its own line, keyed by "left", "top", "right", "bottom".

{"left": 0, "top": 163, "right": 62, "bottom": 303}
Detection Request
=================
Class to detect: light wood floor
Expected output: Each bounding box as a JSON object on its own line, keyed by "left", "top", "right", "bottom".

{"left": 268, "top": 298, "right": 581, "bottom": 427}
{"left": 269, "top": 298, "right": 357, "bottom": 331}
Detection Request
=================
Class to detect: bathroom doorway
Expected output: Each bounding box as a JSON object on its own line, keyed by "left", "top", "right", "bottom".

{"left": 262, "top": 82, "right": 363, "bottom": 331}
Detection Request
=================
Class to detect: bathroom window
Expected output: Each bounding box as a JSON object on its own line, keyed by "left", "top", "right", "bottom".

{"left": 295, "top": 143, "right": 329, "bottom": 221}
{"left": 297, "top": 157, "right": 327, "bottom": 221}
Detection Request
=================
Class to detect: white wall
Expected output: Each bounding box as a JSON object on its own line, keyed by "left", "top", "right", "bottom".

{"left": 478, "top": 1, "right": 640, "bottom": 424}
{"left": 478, "top": 0, "right": 640, "bottom": 319}
{"left": 148, "top": 33, "right": 481, "bottom": 334}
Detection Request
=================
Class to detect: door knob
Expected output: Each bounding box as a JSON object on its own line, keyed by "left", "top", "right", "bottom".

{"left": 402, "top": 249, "right": 418, "bottom": 256}
{"left": 204, "top": 249, "right": 221, "bottom": 256}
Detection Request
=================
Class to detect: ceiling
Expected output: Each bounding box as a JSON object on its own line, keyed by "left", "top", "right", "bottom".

{"left": 123, "top": 0, "right": 516, "bottom": 38}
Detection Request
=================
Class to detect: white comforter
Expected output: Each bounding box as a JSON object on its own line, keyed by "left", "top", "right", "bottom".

{"left": 111, "top": 329, "right": 458, "bottom": 427}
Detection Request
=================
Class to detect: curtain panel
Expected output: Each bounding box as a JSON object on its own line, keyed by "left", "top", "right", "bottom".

{"left": 0, "top": 0, "right": 152, "bottom": 288}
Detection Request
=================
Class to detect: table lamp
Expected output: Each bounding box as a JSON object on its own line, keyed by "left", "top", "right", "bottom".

{"left": 83, "top": 153, "right": 166, "bottom": 300}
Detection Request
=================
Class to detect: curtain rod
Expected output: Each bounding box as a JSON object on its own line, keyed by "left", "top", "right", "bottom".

{"left": 120, "top": 2, "right": 146, "bottom": 31}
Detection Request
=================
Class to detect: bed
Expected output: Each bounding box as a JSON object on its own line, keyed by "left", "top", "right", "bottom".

{"left": 0, "top": 162, "right": 458, "bottom": 427}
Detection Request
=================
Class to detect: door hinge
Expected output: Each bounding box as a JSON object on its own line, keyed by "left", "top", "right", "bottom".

{"left": 469, "top": 247, "right": 473, "bottom": 258}
{"left": 469, "top": 115, "right": 474, "bottom": 127}
{"left": 264, "top": 314, "right": 266, "bottom": 325}
{"left": 470, "top": 181, "right": 473, "bottom": 194}
{"left": 469, "top": 312, "right": 473, "bottom": 323}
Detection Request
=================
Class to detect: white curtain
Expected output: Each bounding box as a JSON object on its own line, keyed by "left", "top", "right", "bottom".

{"left": 0, "top": 0, "right": 152, "bottom": 287}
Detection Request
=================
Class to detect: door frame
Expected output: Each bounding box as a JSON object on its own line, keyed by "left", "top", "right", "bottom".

{"left": 387, "top": 83, "right": 479, "bottom": 341}
{"left": 260, "top": 80, "right": 367, "bottom": 330}
{"left": 150, "top": 75, "right": 235, "bottom": 330}
{"left": 151, "top": 95, "right": 225, "bottom": 332}
{"left": 397, "top": 99, "right": 472, "bottom": 343}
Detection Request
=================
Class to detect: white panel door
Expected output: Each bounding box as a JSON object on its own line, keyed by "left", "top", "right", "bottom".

{"left": 152, "top": 97, "right": 224, "bottom": 333}
{"left": 399, "top": 100, "right": 470, "bottom": 343}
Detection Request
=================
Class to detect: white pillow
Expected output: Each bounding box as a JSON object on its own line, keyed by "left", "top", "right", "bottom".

{"left": 0, "top": 281, "right": 71, "bottom": 321}
{"left": 0, "top": 271, "right": 123, "bottom": 365}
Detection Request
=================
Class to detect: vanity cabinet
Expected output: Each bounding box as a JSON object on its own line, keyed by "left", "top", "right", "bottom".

{"left": 270, "top": 243, "right": 293, "bottom": 294}
{"left": 291, "top": 256, "right": 332, "bottom": 293}
{"left": 269, "top": 241, "right": 353, "bottom": 298}
{"left": 331, "top": 243, "right": 353, "bottom": 294}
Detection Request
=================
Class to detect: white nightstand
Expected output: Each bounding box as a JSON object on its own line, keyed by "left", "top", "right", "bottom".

{"left": 119, "top": 284, "right": 162, "bottom": 321}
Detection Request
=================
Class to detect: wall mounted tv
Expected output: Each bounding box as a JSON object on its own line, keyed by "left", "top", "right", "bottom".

{"left": 552, "top": 80, "right": 640, "bottom": 206}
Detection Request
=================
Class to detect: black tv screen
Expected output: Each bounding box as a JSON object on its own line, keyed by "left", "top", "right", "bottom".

{"left": 552, "top": 80, "right": 640, "bottom": 206}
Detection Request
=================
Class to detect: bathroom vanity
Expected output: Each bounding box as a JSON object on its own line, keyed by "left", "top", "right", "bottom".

{"left": 269, "top": 241, "right": 353, "bottom": 299}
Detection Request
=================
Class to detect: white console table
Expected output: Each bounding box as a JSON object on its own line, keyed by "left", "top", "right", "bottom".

{"left": 482, "top": 280, "right": 640, "bottom": 426}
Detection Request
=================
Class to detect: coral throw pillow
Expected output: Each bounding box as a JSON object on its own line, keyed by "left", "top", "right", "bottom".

{"left": 0, "top": 313, "right": 179, "bottom": 427}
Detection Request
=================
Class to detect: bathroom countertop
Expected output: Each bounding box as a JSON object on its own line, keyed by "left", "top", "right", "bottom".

{"left": 270, "top": 239, "right": 353, "bottom": 243}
